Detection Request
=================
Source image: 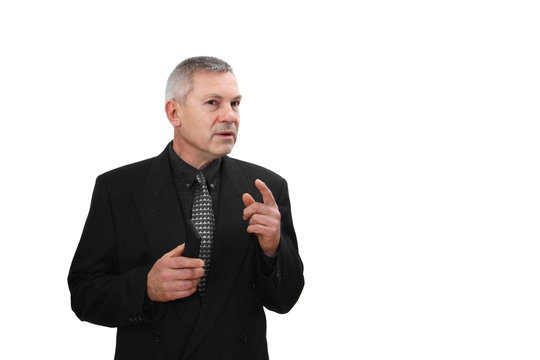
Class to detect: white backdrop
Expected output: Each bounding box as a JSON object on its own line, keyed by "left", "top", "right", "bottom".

{"left": 1, "top": 1, "right": 539, "bottom": 359}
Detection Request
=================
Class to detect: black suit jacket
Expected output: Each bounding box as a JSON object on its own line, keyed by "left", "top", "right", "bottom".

{"left": 68, "top": 146, "right": 304, "bottom": 360}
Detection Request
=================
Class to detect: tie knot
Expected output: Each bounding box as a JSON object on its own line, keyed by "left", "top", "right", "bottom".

{"left": 195, "top": 172, "right": 206, "bottom": 184}
{"left": 195, "top": 173, "right": 210, "bottom": 191}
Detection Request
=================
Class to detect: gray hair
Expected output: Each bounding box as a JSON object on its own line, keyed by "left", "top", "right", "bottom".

{"left": 165, "top": 56, "right": 234, "bottom": 104}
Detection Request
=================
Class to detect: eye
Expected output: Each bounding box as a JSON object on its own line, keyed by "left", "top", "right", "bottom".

{"left": 231, "top": 100, "right": 240, "bottom": 109}
{"left": 203, "top": 99, "right": 219, "bottom": 111}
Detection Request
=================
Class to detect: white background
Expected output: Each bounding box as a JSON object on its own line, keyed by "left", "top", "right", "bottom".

{"left": 1, "top": 1, "right": 539, "bottom": 359}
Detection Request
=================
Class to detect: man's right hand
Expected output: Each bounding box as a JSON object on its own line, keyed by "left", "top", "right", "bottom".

{"left": 147, "top": 243, "right": 205, "bottom": 302}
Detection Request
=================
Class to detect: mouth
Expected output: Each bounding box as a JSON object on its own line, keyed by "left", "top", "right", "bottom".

{"left": 214, "top": 131, "right": 235, "bottom": 139}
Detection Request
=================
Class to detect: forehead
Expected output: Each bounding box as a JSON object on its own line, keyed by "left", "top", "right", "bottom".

{"left": 190, "top": 71, "right": 240, "bottom": 97}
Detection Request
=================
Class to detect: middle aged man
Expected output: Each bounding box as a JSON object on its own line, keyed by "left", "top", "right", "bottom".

{"left": 68, "top": 56, "right": 304, "bottom": 360}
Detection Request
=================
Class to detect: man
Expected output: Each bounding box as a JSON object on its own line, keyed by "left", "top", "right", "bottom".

{"left": 68, "top": 56, "right": 304, "bottom": 360}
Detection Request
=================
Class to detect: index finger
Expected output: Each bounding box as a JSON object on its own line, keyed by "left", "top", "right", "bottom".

{"left": 168, "top": 256, "right": 205, "bottom": 269}
{"left": 255, "top": 179, "right": 277, "bottom": 207}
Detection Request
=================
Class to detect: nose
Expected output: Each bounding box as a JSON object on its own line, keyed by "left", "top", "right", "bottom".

{"left": 218, "top": 103, "right": 238, "bottom": 123}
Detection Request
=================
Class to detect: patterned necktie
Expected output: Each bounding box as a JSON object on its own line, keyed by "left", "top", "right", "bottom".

{"left": 192, "top": 172, "right": 215, "bottom": 300}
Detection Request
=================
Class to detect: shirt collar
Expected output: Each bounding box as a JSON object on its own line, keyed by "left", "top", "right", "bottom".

{"left": 168, "top": 141, "right": 221, "bottom": 188}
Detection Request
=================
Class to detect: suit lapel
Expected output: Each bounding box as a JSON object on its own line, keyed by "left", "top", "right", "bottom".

{"left": 132, "top": 146, "right": 201, "bottom": 331}
{"left": 133, "top": 147, "right": 185, "bottom": 258}
{"left": 182, "top": 156, "right": 253, "bottom": 360}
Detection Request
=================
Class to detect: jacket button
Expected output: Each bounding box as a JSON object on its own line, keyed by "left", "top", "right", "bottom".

{"left": 276, "top": 269, "right": 282, "bottom": 284}
{"left": 248, "top": 282, "right": 256, "bottom": 289}
{"left": 239, "top": 333, "right": 247, "bottom": 343}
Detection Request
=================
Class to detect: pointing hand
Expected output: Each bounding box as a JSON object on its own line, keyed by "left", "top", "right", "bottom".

{"left": 242, "top": 179, "right": 281, "bottom": 257}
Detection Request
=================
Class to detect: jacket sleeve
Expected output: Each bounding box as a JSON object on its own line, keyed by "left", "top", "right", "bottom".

{"left": 256, "top": 178, "right": 304, "bottom": 314}
{"left": 67, "top": 175, "right": 159, "bottom": 328}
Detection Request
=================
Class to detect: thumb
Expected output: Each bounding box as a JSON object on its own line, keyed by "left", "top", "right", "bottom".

{"left": 164, "top": 243, "right": 185, "bottom": 258}
{"left": 242, "top": 193, "right": 256, "bottom": 207}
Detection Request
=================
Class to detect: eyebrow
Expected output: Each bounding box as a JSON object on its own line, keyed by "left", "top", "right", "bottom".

{"left": 206, "top": 93, "right": 242, "bottom": 101}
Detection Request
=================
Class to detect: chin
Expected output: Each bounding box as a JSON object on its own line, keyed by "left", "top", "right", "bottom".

{"left": 216, "top": 145, "right": 234, "bottom": 157}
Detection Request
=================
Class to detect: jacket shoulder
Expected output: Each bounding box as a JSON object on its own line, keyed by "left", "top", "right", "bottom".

{"left": 95, "top": 156, "right": 157, "bottom": 188}
{"left": 95, "top": 144, "right": 170, "bottom": 188}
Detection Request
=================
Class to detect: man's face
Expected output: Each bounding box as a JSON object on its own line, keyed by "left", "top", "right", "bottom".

{"left": 174, "top": 71, "right": 241, "bottom": 168}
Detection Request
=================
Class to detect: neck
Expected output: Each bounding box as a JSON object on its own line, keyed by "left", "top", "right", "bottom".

{"left": 172, "top": 139, "right": 214, "bottom": 170}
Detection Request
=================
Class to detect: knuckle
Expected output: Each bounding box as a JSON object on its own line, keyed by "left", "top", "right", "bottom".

{"left": 183, "top": 280, "right": 195, "bottom": 290}
{"left": 167, "top": 258, "right": 176, "bottom": 268}
{"left": 164, "top": 270, "right": 175, "bottom": 281}
{"left": 175, "top": 258, "right": 186, "bottom": 268}
{"left": 177, "top": 269, "right": 187, "bottom": 279}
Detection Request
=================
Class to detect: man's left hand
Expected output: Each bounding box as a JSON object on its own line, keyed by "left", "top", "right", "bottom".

{"left": 242, "top": 179, "right": 281, "bottom": 257}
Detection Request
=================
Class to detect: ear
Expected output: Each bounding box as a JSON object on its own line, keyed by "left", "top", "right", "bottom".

{"left": 165, "top": 99, "right": 182, "bottom": 127}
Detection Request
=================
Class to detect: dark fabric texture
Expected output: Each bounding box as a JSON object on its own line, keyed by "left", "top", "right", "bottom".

{"left": 168, "top": 142, "right": 221, "bottom": 218}
{"left": 68, "top": 144, "right": 304, "bottom": 360}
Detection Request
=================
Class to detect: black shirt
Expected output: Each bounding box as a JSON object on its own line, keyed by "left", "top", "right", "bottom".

{"left": 168, "top": 142, "right": 221, "bottom": 221}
